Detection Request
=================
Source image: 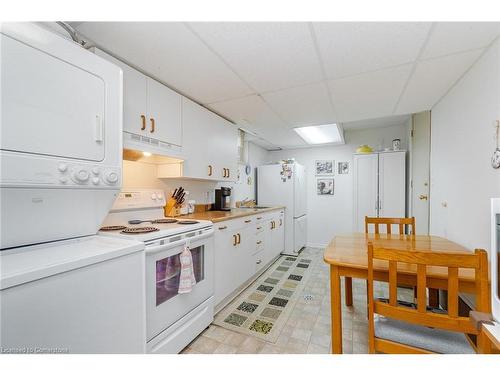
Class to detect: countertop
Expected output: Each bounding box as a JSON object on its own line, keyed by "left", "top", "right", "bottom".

{"left": 180, "top": 206, "right": 284, "bottom": 223}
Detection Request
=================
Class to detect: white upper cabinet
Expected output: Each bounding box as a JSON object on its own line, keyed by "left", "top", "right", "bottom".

{"left": 146, "top": 78, "right": 182, "bottom": 146}
{"left": 93, "top": 48, "right": 182, "bottom": 149}
{"left": 158, "top": 97, "right": 238, "bottom": 181}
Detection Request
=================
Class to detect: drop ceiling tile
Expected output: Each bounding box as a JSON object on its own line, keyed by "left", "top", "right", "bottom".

{"left": 208, "top": 95, "right": 306, "bottom": 147}
{"left": 342, "top": 114, "right": 411, "bottom": 131}
{"left": 262, "top": 82, "right": 336, "bottom": 127}
{"left": 421, "top": 22, "right": 500, "bottom": 59}
{"left": 313, "top": 22, "right": 431, "bottom": 79}
{"left": 328, "top": 64, "right": 413, "bottom": 123}
{"left": 189, "top": 22, "right": 323, "bottom": 93}
{"left": 395, "top": 49, "right": 483, "bottom": 114}
{"left": 74, "top": 22, "right": 252, "bottom": 104}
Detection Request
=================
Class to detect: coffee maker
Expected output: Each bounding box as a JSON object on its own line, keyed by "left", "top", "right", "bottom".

{"left": 214, "top": 187, "right": 231, "bottom": 211}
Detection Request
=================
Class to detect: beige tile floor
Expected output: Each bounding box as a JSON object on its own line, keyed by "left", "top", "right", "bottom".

{"left": 181, "top": 247, "right": 407, "bottom": 354}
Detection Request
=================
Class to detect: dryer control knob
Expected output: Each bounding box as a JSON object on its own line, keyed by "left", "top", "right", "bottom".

{"left": 58, "top": 163, "right": 68, "bottom": 173}
{"left": 72, "top": 169, "right": 90, "bottom": 183}
{"left": 105, "top": 171, "right": 119, "bottom": 184}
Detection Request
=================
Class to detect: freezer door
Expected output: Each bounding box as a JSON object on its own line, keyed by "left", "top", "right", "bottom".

{"left": 294, "top": 215, "right": 307, "bottom": 253}
{"left": 293, "top": 164, "right": 307, "bottom": 218}
{"left": 257, "top": 164, "right": 294, "bottom": 208}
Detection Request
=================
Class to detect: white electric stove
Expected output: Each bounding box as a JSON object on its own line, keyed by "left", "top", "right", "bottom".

{"left": 99, "top": 189, "right": 215, "bottom": 354}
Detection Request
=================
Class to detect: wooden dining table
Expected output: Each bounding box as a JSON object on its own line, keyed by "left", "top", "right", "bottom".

{"left": 323, "top": 233, "right": 479, "bottom": 354}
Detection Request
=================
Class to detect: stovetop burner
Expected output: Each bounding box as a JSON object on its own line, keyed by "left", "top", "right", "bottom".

{"left": 152, "top": 218, "right": 178, "bottom": 224}
{"left": 177, "top": 220, "right": 199, "bottom": 225}
{"left": 100, "top": 225, "right": 127, "bottom": 231}
{"left": 121, "top": 226, "right": 160, "bottom": 234}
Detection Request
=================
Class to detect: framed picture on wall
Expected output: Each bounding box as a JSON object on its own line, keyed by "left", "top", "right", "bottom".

{"left": 317, "top": 178, "right": 334, "bottom": 195}
{"left": 315, "top": 160, "right": 334, "bottom": 175}
{"left": 338, "top": 162, "right": 349, "bottom": 175}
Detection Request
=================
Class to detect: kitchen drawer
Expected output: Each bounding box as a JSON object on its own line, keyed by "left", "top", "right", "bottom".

{"left": 253, "top": 251, "right": 266, "bottom": 273}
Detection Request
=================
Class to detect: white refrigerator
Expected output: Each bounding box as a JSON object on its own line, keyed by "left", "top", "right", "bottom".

{"left": 257, "top": 163, "right": 307, "bottom": 255}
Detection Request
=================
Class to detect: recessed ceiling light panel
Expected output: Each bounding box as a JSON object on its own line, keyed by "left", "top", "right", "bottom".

{"left": 294, "top": 124, "right": 344, "bottom": 145}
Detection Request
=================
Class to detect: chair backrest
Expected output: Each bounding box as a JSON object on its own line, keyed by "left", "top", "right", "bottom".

{"left": 365, "top": 216, "right": 416, "bottom": 235}
{"left": 367, "top": 243, "right": 489, "bottom": 337}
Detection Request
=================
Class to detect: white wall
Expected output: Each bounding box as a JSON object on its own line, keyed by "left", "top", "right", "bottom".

{"left": 269, "top": 124, "right": 409, "bottom": 247}
{"left": 430, "top": 39, "right": 500, "bottom": 252}
{"left": 122, "top": 141, "right": 270, "bottom": 206}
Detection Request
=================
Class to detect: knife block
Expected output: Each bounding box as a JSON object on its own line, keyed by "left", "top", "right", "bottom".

{"left": 164, "top": 197, "right": 181, "bottom": 217}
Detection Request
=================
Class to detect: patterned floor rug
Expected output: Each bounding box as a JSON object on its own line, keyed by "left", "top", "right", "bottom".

{"left": 213, "top": 254, "right": 316, "bottom": 343}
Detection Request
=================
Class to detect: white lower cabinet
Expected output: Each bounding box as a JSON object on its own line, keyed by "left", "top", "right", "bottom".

{"left": 214, "top": 210, "right": 285, "bottom": 309}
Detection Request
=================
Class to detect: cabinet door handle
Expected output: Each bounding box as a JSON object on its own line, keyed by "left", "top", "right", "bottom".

{"left": 257, "top": 226, "right": 262, "bottom": 230}
{"left": 208, "top": 165, "right": 213, "bottom": 176}
{"left": 279, "top": 219, "right": 282, "bottom": 226}
{"left": 218, "top": 226, "right": 227, "bottom": 230}
{"left": 271, "top": 221, "right": 275, "bottom": 229}
{"left": 245, "top": 219, "right": 252, "bottom": 223}
{"left": 233, "top": 235, "right": 237, "bottom": 246}
{"left": 150, "top": 118, "right": 155, "bottom": 133}
{"left": 227, "top": 169, "right": 230, "bottom": 178}
{"left": 224, "top": 168, "right": 228, "bottom": 178}
{"left": 141, "top": 115, "right": 146, "bottom": 130}
{"left": 256, "top": 260, "right": 262, "bottom": 264}
{"left": 257, "top": 217, "right": 263, "bottom": 220}
{"left": 237, "top": 233, "right": 241, "bottom": 244}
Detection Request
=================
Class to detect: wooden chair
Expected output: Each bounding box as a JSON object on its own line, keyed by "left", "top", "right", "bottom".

{"left": 367, "top": 243, "right": 489, "bottom": 354}
{"left": 365, "top": 216, "right": 416, "bottom": 235}
{"left": 344, "top": 217, "right": 416, "bottom": 307}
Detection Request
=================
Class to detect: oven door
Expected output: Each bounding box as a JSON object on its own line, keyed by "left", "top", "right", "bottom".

{"left": 145, "top": 229, "right": 214, "bottom": 342}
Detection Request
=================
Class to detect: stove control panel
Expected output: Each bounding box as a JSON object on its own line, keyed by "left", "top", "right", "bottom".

{"left": 111, "top": 189, "right": 166, "bottom": 211}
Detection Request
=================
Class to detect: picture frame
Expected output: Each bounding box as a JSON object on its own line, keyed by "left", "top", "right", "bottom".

{"left": 315, "top": 160, "right": 334, "bottom": 175}
{"left": 317, "top": 178, "right": 334, "bottom": 195}
{"left": 338, "top": 161, "right": 349, "bottom": 175}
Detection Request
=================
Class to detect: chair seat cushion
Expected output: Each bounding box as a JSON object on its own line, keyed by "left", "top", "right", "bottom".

{"left": 374, "top": 316, "right": 475, "bottom": 354}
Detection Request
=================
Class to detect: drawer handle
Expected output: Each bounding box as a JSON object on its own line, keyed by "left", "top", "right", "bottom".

{"left": 141, "top": 115, "right": 146, "bottom": 130}
{"left": 218, "top": 226, "right": 227, "bottom": 230}
{"left": 257, "top": 217, "right": 263, "bottom": 220}
{"left": 150, "top": 118, "right": 155, "bottom": 133}
{"left": 256, "top": 260, "right": 262, "bottom": 264}
{"left": 257, "top": 241, "right": 262, "bottom": 244}
{"left": 208, "top": 165, "right": 213, "bottom": 176}
{"left": 257, "top": 226, "right": 262, "bottom": 230}
{"left": 245, "top": 219, "right": 252, "bottom": 223}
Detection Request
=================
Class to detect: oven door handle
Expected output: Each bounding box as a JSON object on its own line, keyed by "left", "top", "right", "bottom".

{"left": 145, "top": 228, "right": 214, "bottom": 255}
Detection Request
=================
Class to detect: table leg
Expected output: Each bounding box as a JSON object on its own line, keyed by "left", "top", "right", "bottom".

{"left": 345, "top": 277, "right": 353, "bottom": 306}
{"left": 330, "top": 265, "right": 343, "bottom": 354}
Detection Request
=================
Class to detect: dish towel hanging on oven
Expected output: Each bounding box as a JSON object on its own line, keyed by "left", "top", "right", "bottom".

{"left": 178, "top": 242, "right": 196, "bottom": 294}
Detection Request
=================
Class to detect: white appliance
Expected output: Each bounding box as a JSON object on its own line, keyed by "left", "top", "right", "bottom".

{"left": 353, "top": 151, "right": 406, "bottom": 232}
{"left": 0, "top": 236, "right": 146, "bottom": 353}
{"left": 0, "top": 23, "right": 123, "bottom": 249}
{"left": 99, "top": 189, "right": 215, "bottom": 354}
{"left": 257, "top": 163, "right": 307, "bottom": 255}
{"left": 491, "top": 198, "right": 500, "bottom": 322}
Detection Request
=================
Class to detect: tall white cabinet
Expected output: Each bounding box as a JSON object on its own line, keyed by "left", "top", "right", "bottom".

{"left": 353, "top": 151, "right": 406, "bottom": 232}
